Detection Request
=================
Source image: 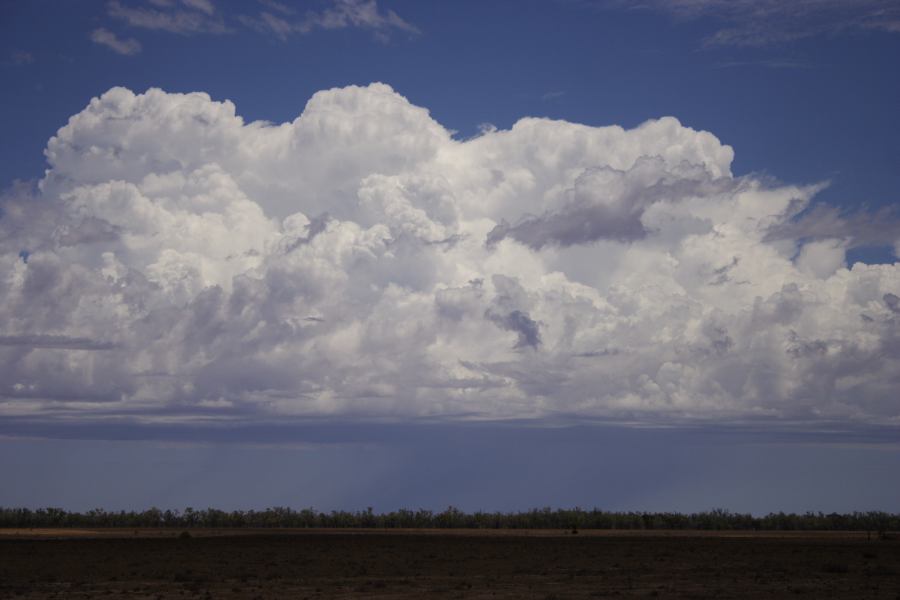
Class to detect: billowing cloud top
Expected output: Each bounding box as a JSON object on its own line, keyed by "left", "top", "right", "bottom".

{"left": 2, "top": 83, "right": 899, "bottom": 429}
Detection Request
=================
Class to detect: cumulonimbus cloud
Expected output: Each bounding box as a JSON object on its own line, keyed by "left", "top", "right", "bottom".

{"left": 1, "top": 83, "right": 898, "bottom": 430}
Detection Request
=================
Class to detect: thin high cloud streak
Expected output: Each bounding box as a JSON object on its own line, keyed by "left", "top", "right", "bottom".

{"left": 614, "top": 0, "right": 900, "bottom": 46}
{"left": 97, "top": 0, "right": 417, "bottom": 49}
{"left": 1, "top": 84, "right": 899, "bottom": 432}
{"left": 90, "top": 28, "right": 143, "bottom": 55}
{"left": 108, "top": 0, "right": 230, "bottom": 35}
{"left": 6, "top": 51, "right": 35, "bottom": 66}
{"left": 239, "top": 0, "right": 420, "bottom": 42}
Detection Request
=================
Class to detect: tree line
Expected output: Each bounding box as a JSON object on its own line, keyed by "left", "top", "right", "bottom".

{"left": 0, "top": 506, "right": 897, "bottom": 532}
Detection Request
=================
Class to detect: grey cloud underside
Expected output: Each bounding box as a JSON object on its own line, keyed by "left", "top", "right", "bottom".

{"left": 485, "top": 162, "right": 728, "bottom": 249}
{"left": 1, "top": 84, "right": 899, "bottom": 429}
{"left": 487, "top": 205, "right": 646, "bottom": 249}
{"left": 764, "top": 203, "right": 900, "bottom": 248}
{"left": 487, "top": 310, "right": 541, "bottom": 349}
{"left": 885, "top": 293, "right": 900, "bottom": 313}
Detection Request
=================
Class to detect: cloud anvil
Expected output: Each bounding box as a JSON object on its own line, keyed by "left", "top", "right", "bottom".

{"left": 2, "top": 83, "right": 898, "bottom": 427}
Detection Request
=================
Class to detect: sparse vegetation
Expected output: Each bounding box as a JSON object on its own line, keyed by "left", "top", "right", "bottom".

{"left": 0, "top": 506, "right": 897, "bottom": 532}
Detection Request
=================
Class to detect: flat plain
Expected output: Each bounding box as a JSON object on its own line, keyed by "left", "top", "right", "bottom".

{"left": 1, "top": 529, "right": 898, "bottom": 599}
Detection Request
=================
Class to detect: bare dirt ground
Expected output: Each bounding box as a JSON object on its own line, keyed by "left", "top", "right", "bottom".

{"left": 1, "top": 529, "right": 898, "bottom": 599}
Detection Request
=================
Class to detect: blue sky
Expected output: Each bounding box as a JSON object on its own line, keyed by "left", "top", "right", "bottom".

{"left": 1, "top": 0, "right": 899, "bottom": 513}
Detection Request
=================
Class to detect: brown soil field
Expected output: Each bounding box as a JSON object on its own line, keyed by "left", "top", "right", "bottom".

{"left": 1, "top": 529, "right": 898, "bottom": 599}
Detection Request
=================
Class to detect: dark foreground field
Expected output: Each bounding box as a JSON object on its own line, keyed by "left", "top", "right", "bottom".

{"left": 1, "top": 529, "right": 898, "bottom": 599}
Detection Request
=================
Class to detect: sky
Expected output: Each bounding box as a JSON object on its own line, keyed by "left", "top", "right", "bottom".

{"left": 1, "top": 0, "right": 899, "bottom": 514}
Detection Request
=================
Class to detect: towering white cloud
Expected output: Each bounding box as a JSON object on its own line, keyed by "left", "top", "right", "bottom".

{"left": 2, "top": 84, "right": 898, "bottom": 427}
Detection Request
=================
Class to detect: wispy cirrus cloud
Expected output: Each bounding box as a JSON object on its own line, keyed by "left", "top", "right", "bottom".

{"left": 8, "top": 50, "right": 35, "bottom": 66}
{"left": 609, "top": 0, "right": 900, "bottom": 46}
{"left": 100, "top": 0, "right": 418, "bottom": 45}
{"left": 713, "top": 58, "right": 813, "bottom": 70}
{"left": 90, "top": 27, "right": 143, "bottom": 55}
{"left": 257, "top": 0, "right": 294, "bottom": 15}
{"left": 239, "top": 0, "right": 420, "bottom": 42}
{"left": 541, "top": 90, "right": 566, "bottom": 101}
{"left": 107, "top": 0, "right": 229, "bottom": 35}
